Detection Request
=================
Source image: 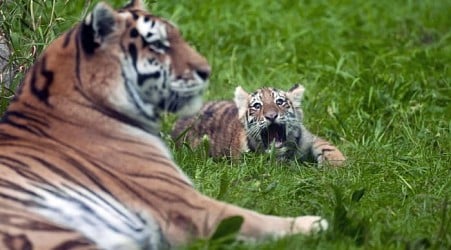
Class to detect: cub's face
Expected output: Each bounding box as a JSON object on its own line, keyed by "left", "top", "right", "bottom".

{"left": 79, "top": 0, "right": 210, "bottom": 129}
{"left": 234, "top": 85, "right": 305, "bottom": 151}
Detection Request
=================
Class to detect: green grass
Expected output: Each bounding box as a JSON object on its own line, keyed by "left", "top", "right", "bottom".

{"left": 1, "top": 0, "right": 450, "bottom": 249}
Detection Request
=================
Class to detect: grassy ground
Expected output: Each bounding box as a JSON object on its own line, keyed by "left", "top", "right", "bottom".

{"left": 1, "top": 0, "right": 450, "bottom": 249}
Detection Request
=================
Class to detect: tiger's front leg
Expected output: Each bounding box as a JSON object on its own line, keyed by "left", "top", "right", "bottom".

{"left": 214, "top": 200, "right": 329, "bottom": 240}
{"left": 155, "top": 187, "right": 328, "bottom": 246}
{"left": 311, "top": 137, "right": 346, "bottom": 166}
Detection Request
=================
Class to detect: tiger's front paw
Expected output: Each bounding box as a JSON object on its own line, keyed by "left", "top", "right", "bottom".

{"left": 317, "top": 147, "right": 346, "bottom": 166}
{"left": 291, "top": 216, "right": 328, "bottom": 235}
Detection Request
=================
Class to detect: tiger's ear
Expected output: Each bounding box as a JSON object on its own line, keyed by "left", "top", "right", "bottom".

{"left": 122, "top": 0, "right": 146, "bottom": 10}
{"left": 234, "top": 86, "right": 250, "bottom": 119}
{"left": 286, "top": 84, "right": 305, "bottom": 109}
{"left": 81, "top": 2, "right": 117, "bottom": 54}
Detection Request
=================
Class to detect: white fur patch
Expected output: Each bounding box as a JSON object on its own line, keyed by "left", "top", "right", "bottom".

{"left": 31, "top": 183, "right": 163, "bottom": 249}
{"left": 136, "top": 16, "right": 170, "bottom": 48}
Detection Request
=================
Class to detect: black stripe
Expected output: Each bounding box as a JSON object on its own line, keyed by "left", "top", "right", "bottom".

{"left": 0, "top": 157, "right": 48, "bottom": 183}
{"left": 29, "top": 56, "right": 53, "bottom": 106}
{"left": 0, "top": 193, "right": 45, "bottom": 208}
{"left": 16, "top": 168, "right": 48, "bottom": 183}
{"left": 0, "top": 131, "right": 19, "bottom": 140}
{"left": 0, "top": 142, "right": 48, "bottom": 153}
{"left": 19, "top": 153, "right": 82, "bottom": 186}
{"left": 0, "top": 211, "right": 71, "bottom": 230}
{"left": 53, "top": 238, "right": 94, "bottom": 250}
{"left": 128, "top": 43, "right": 138, "bottom": 66}
{"left": 202, "top": 102, "right": 219, "bottom": 119}
{"left": 0, "top": 179, "right": 44, "bottom": 199}
{"left": 2, "top": 111, "right": 49, "bottom": 127}
{"left": 80, "top": 22, "right": 98, "bottom": 54}
{"left": 63, "top": 28, "right": 76, "bottom": 48}
{"left": 41, "top": 58, "right": 54, "bottom": 104}
{"left": 0, "top": 156, "right": 30, "bottom": 169}
{"left": 1, "top": 116, "right": 48, "bottom": 137}
{"left": 138, "top": 71, "right": 161, "bottom": 86}
{"left": 75, "top": 29, "right": 83, "bottom": 86}
{"left": 29, "top": 62, "right": 39, "bottom": 98}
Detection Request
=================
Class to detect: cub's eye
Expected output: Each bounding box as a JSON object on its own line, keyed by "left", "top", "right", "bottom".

{"left": 275, "top": 98, "right": 285, "bottom": 106}
{"left": 251, "top": 102, "right": 262, "bottom": 109}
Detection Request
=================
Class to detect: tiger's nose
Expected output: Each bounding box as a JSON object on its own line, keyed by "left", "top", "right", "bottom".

{"left": 195, "top": 66, "right": 211, "bottom": 81}
{"left": 265, "top": 111, "right": 278, "bottom": 122}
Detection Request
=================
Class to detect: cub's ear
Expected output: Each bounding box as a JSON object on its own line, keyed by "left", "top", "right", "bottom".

{"left": 122, "top": 0, "right": 146, "bottom": 10}
{"left": 286, "top": 84, "right": 305, "bottom": 108}
{"left": 234, "top": 86, "right": 250, "bottom": 119}
{"left": 81, "top": 2, "right": 117, "bottom": 54}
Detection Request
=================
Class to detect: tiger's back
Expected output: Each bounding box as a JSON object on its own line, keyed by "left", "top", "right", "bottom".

{"left": 172, "top": 101, "right": 247, "bottom": 158}
{"left": 0, "top": 118, "right": 173, "bottom": 249}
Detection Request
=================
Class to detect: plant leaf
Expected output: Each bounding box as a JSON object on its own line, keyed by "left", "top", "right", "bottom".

{"left": 210, "top": 216, "right": 244, "bottom": 241}
{"left": 351, "top": 188, "right": 365, "bottom": 203}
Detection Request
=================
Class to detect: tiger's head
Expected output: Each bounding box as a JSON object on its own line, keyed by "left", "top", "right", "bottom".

{"left": 15, "top": 0, "right": 210, "bottom": 133}
{"left": 234, "top": 85, "right": 305, "bottom": 154}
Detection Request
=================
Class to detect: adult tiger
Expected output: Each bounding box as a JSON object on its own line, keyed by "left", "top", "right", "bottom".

{"left": 0, "top": 1, "right": 327, "bottom": 249}
{"left": 172, "top": 85, "right": 346, "bottom": 166}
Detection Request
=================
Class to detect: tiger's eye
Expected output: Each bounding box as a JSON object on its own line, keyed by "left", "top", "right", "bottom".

{"left": 252, "top": 103, "right": 262, "bottom": 109}
{"left": 276, "top": 98, "right": 284, "bottom": 105}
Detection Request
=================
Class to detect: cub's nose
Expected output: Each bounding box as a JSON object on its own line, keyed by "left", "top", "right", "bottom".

{"left": 265, "top": 111, "right": 278, "bottom": 122}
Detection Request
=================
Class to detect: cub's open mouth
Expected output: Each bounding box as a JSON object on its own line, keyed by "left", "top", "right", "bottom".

{"left": 261, "top": 123, "right": 287, "bottom": 149}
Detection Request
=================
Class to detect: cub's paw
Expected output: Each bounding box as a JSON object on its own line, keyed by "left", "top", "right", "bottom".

{"left": 291, "top": 216, "right": 328, "bottom": 235}
{"left": 317, "top": 147, "right": 346, "bottom": 166}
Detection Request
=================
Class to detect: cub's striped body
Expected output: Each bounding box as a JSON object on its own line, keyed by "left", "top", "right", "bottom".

{"left": 172, "top": 85, "right": 346, "bottom": 166}
{"left": 0, "top": 1, "right": 326, "bottom": 249}
{"left": 172, "top": 100, "right": 247, "bottom": 158}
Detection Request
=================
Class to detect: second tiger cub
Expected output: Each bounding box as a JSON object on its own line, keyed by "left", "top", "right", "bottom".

{"left": 171, "top": 84, "right": 346, "bottom": 166}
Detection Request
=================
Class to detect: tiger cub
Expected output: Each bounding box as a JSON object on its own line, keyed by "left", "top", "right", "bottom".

{"left": 172, "top": 84, "right": 346, "bottom": 166}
